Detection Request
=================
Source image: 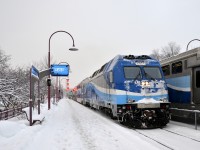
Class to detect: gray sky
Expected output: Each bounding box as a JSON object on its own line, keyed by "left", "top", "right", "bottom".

{"left": 1, "top": 0, "right": 200, "bottom": 88}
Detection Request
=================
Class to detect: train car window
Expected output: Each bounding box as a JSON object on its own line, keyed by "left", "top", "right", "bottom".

{"left": 99, "top": 63, "right": 107, "bottom": 73}
{"left": 91, "top": 71, "right": 96, "bottom": 78}
{"left": 172, "top": 61, "right": 182, "bottom": 74}
{"left": 143, "top": 67, "right": 162, "bottom": 79}
{"left": 124, "top": 67, "right": 141, "bottom": 79}
{"left": 196, "top": 70, "right": 200, "bottom": 88}
{"left": 162, "top": 65, "right": 170, "bottom": 76}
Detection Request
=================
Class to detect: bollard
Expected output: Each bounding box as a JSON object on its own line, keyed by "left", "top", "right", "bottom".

{"left": 38, "top": 99, "right": 40, "bottom": 115}
{"left": 195, "top": 112, "right": 197, "bottom": 130}
{"left": 29, "top": 99, "right": 33, "bottom": 126}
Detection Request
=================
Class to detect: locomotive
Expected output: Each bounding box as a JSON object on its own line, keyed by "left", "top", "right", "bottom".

{"left": 76, "top": 55, "right": 170, "bottom": 128}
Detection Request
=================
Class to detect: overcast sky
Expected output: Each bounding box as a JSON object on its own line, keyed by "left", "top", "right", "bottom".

{"left": 1, "top": 0, "right": 200, "bottom": 88}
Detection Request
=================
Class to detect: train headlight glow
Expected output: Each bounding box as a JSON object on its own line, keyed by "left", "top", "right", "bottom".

{"left": 141, "top": 81, "right": 150, "bottom": 87}
{"left": 160, "top": 97, "right": 168, "bottom": 102}
{"left": 127, "top": 99, "right": 135, "bottom": 103}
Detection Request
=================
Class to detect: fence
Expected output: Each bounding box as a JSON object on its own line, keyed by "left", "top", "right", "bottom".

{"left": 170, "top": 108, "right": 200, "bottom": 130}
{"left": 0, "top": 103, "right": 29, "bottom": 120}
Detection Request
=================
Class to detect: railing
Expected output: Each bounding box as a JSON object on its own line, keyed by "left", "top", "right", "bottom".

{"left": 0, "top": 103, "right": 29, "bottom": 120}
{"left": 170, "top": 108, "right": 200, "bottom": 130}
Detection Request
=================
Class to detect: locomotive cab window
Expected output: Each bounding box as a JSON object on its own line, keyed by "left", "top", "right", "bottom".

{"left": 172, "top": 61, "right": 182, "bottom": 74}
{"left": 143, "top": 67, "right": 162, "bottom": 79}
{"left": 162, "top": 65, "right": 170, "bottom": 76}
{"left": 124, "top": 67, "right": 141, "bottom": 79}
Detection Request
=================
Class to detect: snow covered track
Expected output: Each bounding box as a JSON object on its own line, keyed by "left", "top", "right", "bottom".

{"left": 134, "top": 127, "right": 200, "bottom": 150}
{"left": 135, "top": 130, "right": 174, "bottom": 150}
{"left": 161, "top": 128, "right": 200, "bottom": 143}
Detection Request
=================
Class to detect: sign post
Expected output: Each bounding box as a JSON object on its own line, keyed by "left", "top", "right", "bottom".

{"left": 29, "top": 66, "right": 39, "bottom": 126}
{"left": 50, "top": 64, "right": 69, "bottom": 102}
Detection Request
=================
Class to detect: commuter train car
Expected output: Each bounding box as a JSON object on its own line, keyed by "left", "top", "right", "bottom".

{"left": 78, "top": 55, "right": 170, "bottom": 128}
{"left": 76, "top": 78, "right": 90, "bottom": 104}
{"left": 160, "top": 47, "right": 200, "bottom": 120}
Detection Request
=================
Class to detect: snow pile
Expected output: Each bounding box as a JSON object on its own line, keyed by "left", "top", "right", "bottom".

{"left": 1, "top": 99, "right": 200, "bottom": 150}
{"left": 0, "top": 121, "right": 26, "bottom": 138}
{"left": 136, "top": 98, "right": 160, "bottom": 103}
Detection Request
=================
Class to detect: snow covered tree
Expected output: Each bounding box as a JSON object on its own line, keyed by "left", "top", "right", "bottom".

{"left": 0, "top": 49, "right": 30, "bottom": 109}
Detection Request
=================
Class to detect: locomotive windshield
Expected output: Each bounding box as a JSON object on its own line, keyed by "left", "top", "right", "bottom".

{"left": 143, "top": 67, "right": 162, "bottom": 79}
{"left": 124, "top": 67, "right": 141, "bottom": 79}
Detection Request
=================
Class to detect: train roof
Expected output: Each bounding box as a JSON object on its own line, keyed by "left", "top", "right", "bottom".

{"left": 104, "top": 54, "right": 158, "bottom": 72}
{"left": 160, "top": 47, "right": 200, "bottom": 65}
{"left": 89, "top": 54, "right": 158, "bottom": 79}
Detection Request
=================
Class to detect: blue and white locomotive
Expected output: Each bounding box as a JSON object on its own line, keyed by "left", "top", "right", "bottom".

{"left": 77, "top": 55, "right": 170, "bottom": 128}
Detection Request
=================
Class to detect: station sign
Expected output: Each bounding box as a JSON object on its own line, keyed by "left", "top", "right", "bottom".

{"left": 50, "top": 64, "right": 69, "bottom": 76}
{"left": 31, "top": 65, "right": 39, "bottom": 79}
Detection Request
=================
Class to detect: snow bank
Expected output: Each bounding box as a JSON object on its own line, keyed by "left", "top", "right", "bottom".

{"left": 1, "top": 99, "right": 200, "bottom": 150}
{"left": 0, "top": 121, "right": 26, "bottom": 138}
{"left": 136, "top": 98, "right": 160, "bottom": 103}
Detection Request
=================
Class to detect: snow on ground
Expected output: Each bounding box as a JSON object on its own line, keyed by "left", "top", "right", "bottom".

{"left": 1, "top": 98, "right": 200, "bottom": 150}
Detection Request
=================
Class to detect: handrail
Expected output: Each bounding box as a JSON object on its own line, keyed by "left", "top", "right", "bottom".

{"left": 0, "top": 103, "right": 29, "bottom": 120}
{"left": 170, "top": 108, "right": 200, "bottom": 130}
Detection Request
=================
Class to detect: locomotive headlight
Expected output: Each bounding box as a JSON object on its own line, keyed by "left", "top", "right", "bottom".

{"left": 127, "top": 99, "right": 136, "bottom": 103}
{"left": 141, "top": 81, "right": 150, "bottom": 87}
{"left": 141, "top": 81, "right": 146, "bottom": 86}
{"left": 160, "top": 97, "right": 168, "bottom": 102}
{"left": 118, "top": 109, "right": 122, "bottom": 113}
{"left": 145, "top": 81, "right": 150, "bottom": 87}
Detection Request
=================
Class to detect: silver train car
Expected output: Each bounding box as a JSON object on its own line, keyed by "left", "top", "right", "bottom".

{"left": 160, "top": 47, "right": 200, "bottom": 120}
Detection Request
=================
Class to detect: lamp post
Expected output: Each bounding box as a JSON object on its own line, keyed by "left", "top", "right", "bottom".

{"left": 186, "top": 39, "right": 200, "bottom": 51}
{"left": 48, "top": 30, "right": 78, "bottom": 110}
{"left": 59, "top": 77, "right": 69, "bottom": 99}
{"left": 56, "top": 62, "right": 70, "bottom": 101}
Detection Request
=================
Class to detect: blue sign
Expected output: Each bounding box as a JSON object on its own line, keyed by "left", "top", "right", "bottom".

{"left": 51, "top": 64, "right": 69, "bottom": 76}
{"left": 31, "top": 65, "right": 39, "bottom": 79}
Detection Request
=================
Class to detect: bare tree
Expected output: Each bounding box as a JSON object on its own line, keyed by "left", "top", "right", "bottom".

{"left": 32, "top": 55, "right": 58, "bottom": 99}
{"left": 33, "top": 55, "right": 56, "bottom": 70}
{"left": 161, "top": 42, "right": 181, "bottom": 59}
{"left": 150, "top": 49, "right": 161, "bottom": 61}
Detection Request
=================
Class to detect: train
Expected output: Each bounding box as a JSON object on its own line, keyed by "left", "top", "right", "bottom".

{"left": 75, "top": 55, "right": 170, "bottom": 128}
{"left": 160, "top": 47, "right": 200, "bottom": 121}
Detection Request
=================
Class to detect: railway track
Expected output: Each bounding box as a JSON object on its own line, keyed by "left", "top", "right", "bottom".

{"left": 75, "top": 101, "right": 200, "bottom": 149}
{"left": 161, "top": 128, "right": 200, "bottom": 143}
{"left": 97, "top": 108, "right": 200, "bottom": 149}
{"left": 135, "top": 129, "right": 174, "bottom": 150}
{"left": 133, "top": 127, "right": 200, "bottom": 150}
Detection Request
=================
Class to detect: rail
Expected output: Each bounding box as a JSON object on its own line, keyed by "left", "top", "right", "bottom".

{"left": 0, "top": 103, "right": 29, "bottom": 120}
{"left": 170, "top": 108, "right": 200, "bottom": 130}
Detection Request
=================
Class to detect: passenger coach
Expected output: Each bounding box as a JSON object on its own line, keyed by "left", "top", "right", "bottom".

{"left": 161, "top": 47, "right": 200, "bottom": 120}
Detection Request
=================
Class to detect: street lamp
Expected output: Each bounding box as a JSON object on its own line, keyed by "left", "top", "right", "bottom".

{"left": 56, "top": 62, "right": 70, "bottom": 101}
{"left": 186, "top": 39, "right": 200, "bottom": 51}
{"left": 58, "top": 77, "right": 69, "bottom": 99}
{"left": 48, "top": 30, "right": 78, "bottom": 110}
